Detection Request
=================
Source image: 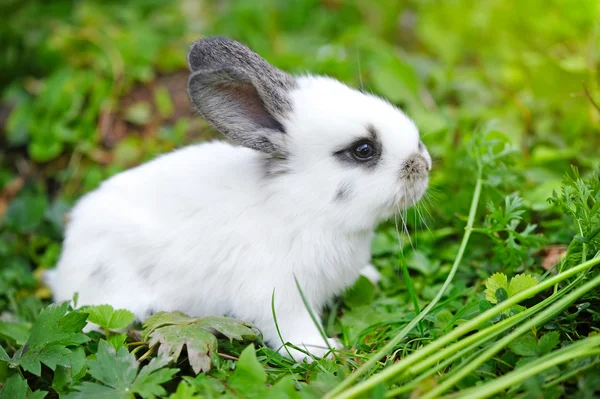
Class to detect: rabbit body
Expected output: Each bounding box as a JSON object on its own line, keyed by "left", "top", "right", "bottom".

{"left": 48, "top": 38, "right": 431, "bottom": 361}
{"left": 51, "top": 140, "right": 369, "bottom": 357}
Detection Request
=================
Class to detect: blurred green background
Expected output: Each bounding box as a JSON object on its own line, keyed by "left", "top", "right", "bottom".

{"left": 0, "top": 0, "right": 599, "bottom": 318}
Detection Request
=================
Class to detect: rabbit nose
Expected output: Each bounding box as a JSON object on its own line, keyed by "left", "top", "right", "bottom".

{"left": 401, "top": 154, "right": 429, "bottom": 178}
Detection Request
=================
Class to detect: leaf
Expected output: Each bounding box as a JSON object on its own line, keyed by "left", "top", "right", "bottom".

{"left": 52, "top": 347, "right": 87, "bottom": 393}
{"left": 1, "top": 191, "right": 48, "bottom": 233}
{"left": 29, "top": 391, "right": 48, "bottom": 399}
{"left": 142, "top": 311, "right": 256, "bottom": 374}
{"left": 0, "top": 374, "right": 28, "bottom": 399}
{"left": 87, "top": 340, "right": 138, "bottom": 389}
{"left": 508, "top": 274, "right": 538, "bottom": 298}
{"left": 142, "top": 311, "right": 196, "bottom": 340}
{"left": 67, "top": 340, "right": 177, "bottom": 399}
{"left": 85, "top": 305, "right": 135, "bottom": 331}
{"left": 495, "top": 287, "right": 508, "bottom": 303}
{"left": 265, "top": 375, "right": 302, "bottom": 399}
{"left": 226, "top": 345, "right": 300, "bottom": 399}
{"left": 107, "top": 333, "right": 128, "bottom": 351}
{"left": 485, "top": 273, "right": 508, "bottom": 304}
{"left": 0, "top": 321, "right": 31, "bottom": 346}
{"left": 194, "top": 316, "right": 257, "bottom": 341}
{"left": 64, "top": 382, "right": 127, "bottom": 399}
{"left": 227, "top": 345, "right": 266, "bottom": 394}
{"left": 148, "top": 324, "right": 217, "bottom": 374}
{"left": 538, "top": 331, "right": 560, "bottom": 355}
{"left": 132, "top": 356, "right": 179, "bottom": 399}
{"left": 169, "top": 381, "right": 201, "bottom": 398}
{"left": 509, "top": 333, "right": 539, "bottom": 357}
{"left": 8, "top": 302, "right": 90, "bottom": 376}
{"left": 0, "top": 344, "right": 9, "bottom": 362}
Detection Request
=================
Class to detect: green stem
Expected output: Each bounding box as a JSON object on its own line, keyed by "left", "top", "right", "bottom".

{"left": 385, "top": 295, "right": 556, "bottom": 398}
{"left": 330, "top": 255, "right": 600, "bottom": 399}
{"left": 421, "top": 272, "right": 600, "bottom": 399}
{"left": 293, "top": 275, "right": 340, "bottom": 361}
{"left": 543, "top": 358, "right": 600, "bottom": 389}
{"left": 450, "top": 336, "right": 600, "bottom": 399}
{"left": 325, "top": 166, "right": 484, "bottom": 399}
{"left": 400, "top": 252, "right": 423, "bottom": 336}
{"left": 271, "top": 288, "right": 294, "bottom": 360}
{"left": 404, "top": 274, "right": 580, "bottom": 379}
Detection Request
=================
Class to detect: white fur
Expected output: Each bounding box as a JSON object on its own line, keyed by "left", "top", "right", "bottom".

{"left": 48, "top": 75, "right": 430, "bottom": 361}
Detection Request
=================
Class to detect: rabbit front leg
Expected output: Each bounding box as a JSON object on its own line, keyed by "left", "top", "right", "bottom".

{"left": 360, "top": 263, "right": 382, "bottom": 284}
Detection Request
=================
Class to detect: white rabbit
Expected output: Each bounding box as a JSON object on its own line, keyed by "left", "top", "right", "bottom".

{"left": 46, "top": 37, "right": 431, "bottom": 362}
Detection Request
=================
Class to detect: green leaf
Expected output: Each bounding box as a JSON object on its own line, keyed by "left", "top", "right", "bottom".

{"left": 52, "top": 347, "right": 87, "bottom": 393}
{"left": 495, "top": 287, "right": 509, "bottom": 303}
{"left": 0, "top": 344, "right": 9, "bottom": 362}
{"left": 87, "top": 340, "right": 137, "bottom": 389}
{"left": 64, "top": 382, "right": 127, "bottom": 399}
{"left": 85, "top": 305, "right": 135, "bottom": 331}
{"left": 9, "top": 302, "right": 90, "bottom": 376}
{"left": 0, "top": 321, "right": 31, "bottom": 346}
{"left": 485, "top": 273, "right": 508, "bottom": 304}
{"left": 142, "top": 311, "right": 196, "bottom": 340}
{"left": 228, "top": 345, "right": 266, "bottom": 392}
{"left": 29, "top": 391, "right": 48, "bottom": 399}
{"left": 266, "top": 375, "right": 302, "bottom": 399}
{"left": 193, "top": 316, "right": 257, "bottom": 341}
{"left": 107, "top": 333, "right": 128, "bottom": 351}
{"left": 509, "top": 333, "right": 539, "bottom": 357}
{"left": 132, "top": 356, "right": 179, "bottom": 398}
{"left": 169, "top": 381, "right": 201, "bottom": 398}
{"left": 148, "top": 324, "right": 217, "bottom": 374}
{"left": 508, "top": 274, "right": 538, "bottom": 298}
{"left": 225, "top": 345, "right": 300, "bottom": 398}
{"left": 0, "top": 374, "right": 28, "bottom": 399}
{"left": 538, "top": 331, "right": 560, "bottom": 355}
{"left": 142, "top": 312, "right": 256, "bottom": 374}
{"left": 2, "top": 191, "right": 48, "bottom": 233}
{"left": 67, "top": 340, "right": 177, "bottom": 399}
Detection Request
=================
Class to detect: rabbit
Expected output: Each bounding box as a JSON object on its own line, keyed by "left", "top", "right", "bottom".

{"left": 46, "top": 37, "right": 431, "bottom": 362}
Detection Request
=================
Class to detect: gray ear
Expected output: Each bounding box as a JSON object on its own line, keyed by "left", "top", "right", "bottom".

{"left": 187, "top": 37, "right": 296, "bottom": 153}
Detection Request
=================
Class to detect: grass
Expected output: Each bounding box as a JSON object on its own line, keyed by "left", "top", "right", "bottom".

{"left": 1, "top": 0, "right": 600, "bottom": 398}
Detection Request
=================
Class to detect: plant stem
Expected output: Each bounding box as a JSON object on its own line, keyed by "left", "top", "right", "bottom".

{"left": 384, "top": 295, "right": 554, "bottom": 397}
{"left": 325, "top": 166, "right": 484, "bottom": 399}
{"left": 421, "top": 271, "right": 600, "bottom": 398}
{"left": 293, "top": 275, "right": 340, "bottom": 361}
{"left": 450, "top": 336, "right": 600, "bottom": 399}
{"left": 403, "top": 274, "right": 580, "bottom": 379}
{"left": 330, "top": 255, "right": 600, "bottom": 399}
{"left": 400, "top": 252, "right": 423, "bottom": 336}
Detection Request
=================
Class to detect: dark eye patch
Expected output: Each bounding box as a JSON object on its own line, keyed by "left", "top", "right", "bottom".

{"left": 333, "top": 125, "right": 382, "bottom": 170}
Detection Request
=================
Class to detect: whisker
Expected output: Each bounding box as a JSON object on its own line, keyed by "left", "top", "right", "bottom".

{"left": 399, "top": 203, "right": 414, "bottom": 251}
{"left": 394, "top": 211, "right": 404, "bottom": 257}
{"left": 416, "top": 199, "right": 432, "bottom": 235}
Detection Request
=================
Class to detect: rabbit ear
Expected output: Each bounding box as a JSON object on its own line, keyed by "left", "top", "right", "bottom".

{"left": 187, "top": 37, "right": 296, "bottom": 153}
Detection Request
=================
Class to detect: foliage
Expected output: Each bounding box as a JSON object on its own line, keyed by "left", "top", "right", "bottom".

{"left": 64, "top": 340, "right": 178, "bottom": 399}
{"left": 1, "top": 0, "right": 600, "bottom": 398}
{"left": 142, "top": 312, "right": 257, "bottom": 374}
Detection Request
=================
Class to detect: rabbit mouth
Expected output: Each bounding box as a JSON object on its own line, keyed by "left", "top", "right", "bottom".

{"left": 394, "top": 178, "right": 429, "bottom": 209}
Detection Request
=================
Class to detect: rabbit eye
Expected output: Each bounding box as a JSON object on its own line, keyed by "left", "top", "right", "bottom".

{"left": 353, "top": 142, "right": 375, "bottom": 160}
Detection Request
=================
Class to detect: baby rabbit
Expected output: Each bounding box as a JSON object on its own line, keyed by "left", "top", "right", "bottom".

{"left": 46, "top": 37, "right": 431, "bottom": 361}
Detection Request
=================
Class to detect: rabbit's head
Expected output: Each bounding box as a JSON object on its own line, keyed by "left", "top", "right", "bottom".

{"left": 188, "top": 38, "right": 430, "bottom": 230}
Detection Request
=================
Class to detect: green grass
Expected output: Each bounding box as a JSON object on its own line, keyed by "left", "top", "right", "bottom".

{"left": 1, "top": 0, "right": 600, "bottom": 398}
